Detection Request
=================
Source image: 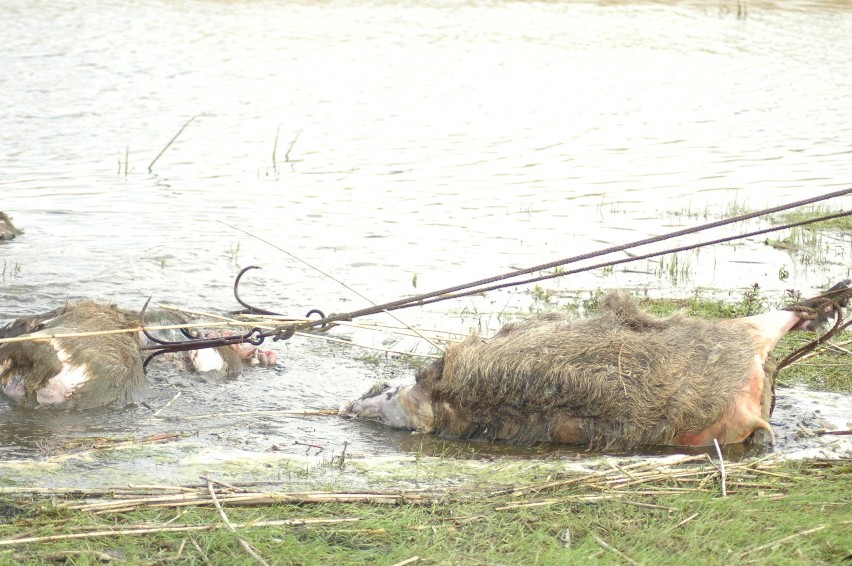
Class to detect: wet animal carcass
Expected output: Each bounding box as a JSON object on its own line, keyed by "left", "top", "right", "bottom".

{"left": 0, "top": 301, "right": 276, "bottom": 409}
{"left": 340, "top": 284, "right": 850, "bottom": 449}
{"left": 0, "top": 212, "right": 22, "bottom": 241}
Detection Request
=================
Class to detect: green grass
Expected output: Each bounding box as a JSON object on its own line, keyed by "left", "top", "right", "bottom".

{"left": 774, "top": 205, "right": 852, "bottom": 234}
{"left": 1, "top": 459, "right": 849, "bottom": 565}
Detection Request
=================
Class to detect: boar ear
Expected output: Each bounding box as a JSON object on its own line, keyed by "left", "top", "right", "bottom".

{"left": 361, "top": 381, "right": 392, "bottom": 399}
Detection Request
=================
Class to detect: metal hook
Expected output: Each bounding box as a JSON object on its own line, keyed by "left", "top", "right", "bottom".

{"left": 233, "top": 265, "right": 284, "bottom": 316}
{"left": 232, "top": 266, "right": 329, "bottom": 330}
{"left": 139, "top": 296, "right": 171, "bottom": 346}
{"left": 141, "top": 326, "right": 269, "bottom": 371}
{"left": 139, "top": 295, "right": 273, "bottom": 371}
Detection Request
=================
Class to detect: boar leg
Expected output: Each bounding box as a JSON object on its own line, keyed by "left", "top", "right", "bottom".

{"left": 676, "top": 353, "right": 775, "bottom": 446}
{"left": 676, "top": 307, "right": 819, "bottom": 447}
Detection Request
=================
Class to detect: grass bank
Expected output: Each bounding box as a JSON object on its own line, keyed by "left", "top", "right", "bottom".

{"left": 0, "top": 456, "right": 849, "bottom": 565}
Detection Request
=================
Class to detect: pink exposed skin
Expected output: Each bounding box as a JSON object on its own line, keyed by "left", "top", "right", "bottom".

{"left": 1, "top": 301, "right": 282, "bottom": 409}
{"left": 552, "top": 309, "right": 807, "bottom": 447}
{"left": 1, "top": 339, "right": 93, "bottom": 406}
{"left": 341, "top": 307, "right": 818, "bottom": 448}
{"left": 672, "top": 310, "right": 801, "bottom": 447}
{"left": 1, "top": 334, "right": 278, "bottom": 409}
{"left": 203, "top": 330, "right": 277, "bottom": 367}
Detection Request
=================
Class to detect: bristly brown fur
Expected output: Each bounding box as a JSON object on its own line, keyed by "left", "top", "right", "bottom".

{"left": 0, "top": 301, "right": 145, "bottom": 409}
{"left": 1, "top": 301, "right": 245, "bottom": 409}
{"left": 417, "top": 291, "right": 770, "bottom": 449}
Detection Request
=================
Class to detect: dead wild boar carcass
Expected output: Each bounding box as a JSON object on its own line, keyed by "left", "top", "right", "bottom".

{"left": 340, "top": 283, "right": 850, "bottom": 449}
{"left": 0, "top": 300, "right": 276, "bottom": 409}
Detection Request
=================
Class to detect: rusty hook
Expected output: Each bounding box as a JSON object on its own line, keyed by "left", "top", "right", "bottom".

{"left": 139, "top": 296, "right": 273, "bottom": 371}
{"left": 232, "top": 266, "right": 328, "bottom": 330}
{"left": 233, "top": 265, "right": 284, "bottom": 316}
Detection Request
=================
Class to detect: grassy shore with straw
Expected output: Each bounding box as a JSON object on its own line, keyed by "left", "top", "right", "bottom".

{"left": 0, "top": 455, "right": 849, "bottom": 565}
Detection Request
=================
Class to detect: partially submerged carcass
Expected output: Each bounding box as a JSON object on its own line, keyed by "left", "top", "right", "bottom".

{"left": 0, "top": 301, "right": 276, "bottom": 409}
{"left": 340, "top": 282, "right": 850, "bottom": 449}
{"left": 0, "top": 212, "right": 23, "bottom": 241}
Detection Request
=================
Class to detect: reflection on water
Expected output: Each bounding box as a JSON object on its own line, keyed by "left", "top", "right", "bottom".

{"left": 1, "top": 0, "right": 850, "bottom": 481}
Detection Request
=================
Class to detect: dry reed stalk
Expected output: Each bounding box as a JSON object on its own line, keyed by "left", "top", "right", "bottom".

{"left": 495, "top": 493, "right": 638, "bottom": 511}
{"left": 721, "top": 481, "right": 785, "bottom": 489}
{"left": 612, "top": 462, "right": 639, "bottom": 481}
{"left": 14, "top": 550, "right": 121, "bottom": 562}
{"left": 495, "top": 463, "right": 637, "bottom": 497}
{"left": 601, "top": 466, "right": 719, "bottom": 489}
{"left": 438, "top": 515, "right": 486, "bottom": 523}
{"left": 42, "top": 433, "right": 183, "bottom": 463}
{"left": 66, "top": 491, "right": 437, "bottom": 513}
{"left": 604, "top": 489, "right": 703, "bottom": 495}
{"left": 594, "top": 534, "right": 638, "bottom": 566}
{"left": 0, "top": 486, "right": 172, "bottom": 496}
{"left": 620, "top": 500, "right": 677, "bottom": 512}
{"left": 65, "top": 491, "right": 221, "bottom": 511}
{"left": 492, "top": 457, "right": 788, "bottom": 510}
{"left": 494, "top": 498, "right": 560, "bottom": 511}
{"left": 206, "top": 478, "right": 270, "bottom": 566}
{"left": 200, "top": 476, "right": 247, "bottom": 493}
{"left": 0, "top": 518, "right": 358, "bottom": 548}
{"left": 739, "top": 524, "right": 827, "bottom": 557}
{"left": 149, "top": 387, "right": 181, "bottom": 419}
{"left": 334, "top": 528, "right": 388, "bottom": 535}
{"left": 391, "top": 557, "right": 420, "bottom": 566}
{"left": 741, "top": 468, "right": 802, "bottom": 480}
{"left": 178, "top": 409, "right": 339, "bottom": 421}
{"left": 190, "top": 537, "right": 212, "bottom": 565}
{"left": 0, "top": 321, "right": 259, "bottom": 345}
{"left": 0, "top": 525, "right": 217, "bottom": 547}
{"left": 127, "top": 484, "right": 199, "bottom": 492}
{"left": 713, "top": 438, "right": 727, "bottom": 497}
{"left": 669, "top": 512, "right": 700, "bottom": 531}
{"left": 165, "top": 510, "right": 189, "bottom": 525}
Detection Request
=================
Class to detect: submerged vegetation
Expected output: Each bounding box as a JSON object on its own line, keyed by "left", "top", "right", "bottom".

{"left": 667, "top": 201, "right": 851, "bottom": 272}
{"left": 773, "top": 205, "right": 852, "bottom": 234}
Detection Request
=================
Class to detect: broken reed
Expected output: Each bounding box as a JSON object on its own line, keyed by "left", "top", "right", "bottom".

{"left": 2, "top": 457, "right": 847, "bottom": 565}
{"left": 2, "top": 454, "right": 794, "bottom": 521}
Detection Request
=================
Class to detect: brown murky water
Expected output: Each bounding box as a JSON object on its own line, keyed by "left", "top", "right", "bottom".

{"left": 1, "top": 0, "right": 850, "bottom": 486}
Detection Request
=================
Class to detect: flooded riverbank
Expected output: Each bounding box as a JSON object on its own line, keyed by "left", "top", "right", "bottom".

{"left": 1, "top": 0, "right": 850, "bottom": 482}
